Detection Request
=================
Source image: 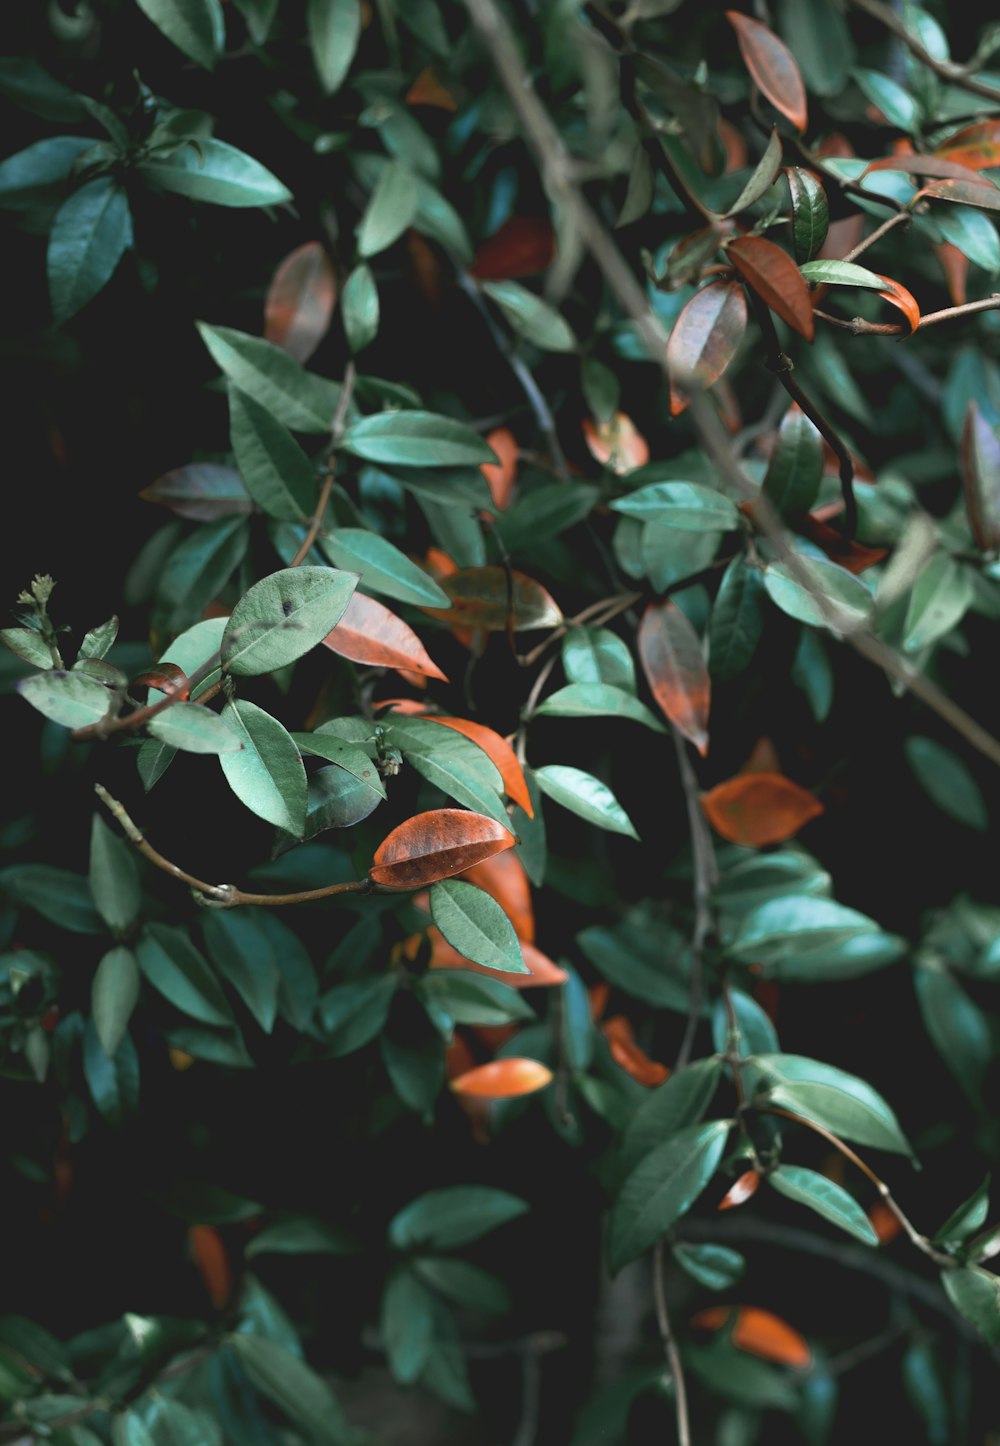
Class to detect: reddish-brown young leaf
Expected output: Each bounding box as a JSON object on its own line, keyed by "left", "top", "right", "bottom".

{"left": 962, "top": 400, "right": 1000, "bottom": 551}
{"left": 582, "top": 412, "right": 650, "bottom": 474}
{"left": 667, "top": 280, "right": 748, "bottom": 416}
{"left": 405, "top": 65, "right": 458, "bottom": 111}
{"left": 719, "top": 117, "right": 749, "bottom": 173}
{"left": 460, "top": 847, "right": 535, "bottom": 940}
{"left": 860, "top": 154, "right": 984, "bottom": 184}
{"left": 264, "top": 242, "right": 337, "bottom": 363}
{"left": 588, "top": 982, "right": 611, "bottom": 1021}
{"left": 725, "top": 11, "right": 807, "bottom": 133}
{"left": 469, "top": 216, "right": 556, "bottom": 280}
{"left": 937, "top": 142, "right": 1000, "bottom": 171}
{"left": 740, "top": 736, "right": 782, "bottom": 775}
{"left": 691, "top": 1305, "right": 812, "bottom": 1369}
{"left": 727, "top": 236, "right": 815, "bottom": 340}
{"left": 481, "top": 426, "right": 519, "bottom": 510}
{"left": 868, "top": 1200, "right": 903, "bottom": 1245}
{"left": 140, "top": 464, "right": 251, "bottom": 522}
{"left": 638, "top": 600, "right": 710, "bottom": 756}
{"left": 370, "top": 809, "right": 515, "bottom": 888}
{"left": 799, "top": 515, "right": 887, "bottom": 573}
{"left": 423, "top": 715, "right": 533, "bottom": 815}
{"left": 701, "top": 772, "right": 823, "bottom": 847}
{"left": 132, "top": 663, "right": 190, "bottom": 699}
{"left": 407, "top": 230, "right": 444, "bottom": 307}
{"left": 917, "top": 178, "right": 1000, "bottom": 212}
{"left": 322, "top": 592, "right": 448, "bottom": 681}
{"left": 601, "top": 1016, "right": 669, "bottom": 1087}
{"left": 450, "top": 1057, "right": 553, "bottom": 1098}
{"left": 875, "top": 273, "right": 920, "bottom": 333}
{"left": 935, "top": 242, "right": 969, "bottom": 306}
{"left": 188, "top": 1225, "right": 232, "bottom": 1311}
{"left": 428, "top": 566, "right": 563, "bottom": 632}
{"left": 934, "top": 119, "right": 1000, "bottom": 152}
{"left": 718, "top": 1170, "right": 761, "bottom": 1211}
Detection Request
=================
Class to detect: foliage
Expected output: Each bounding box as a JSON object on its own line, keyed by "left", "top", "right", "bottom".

{"left": 3, "top": 1, "right": 1000, "bottom": 1442}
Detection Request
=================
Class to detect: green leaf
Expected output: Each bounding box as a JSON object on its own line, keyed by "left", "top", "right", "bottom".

{"left": 709, "top": 556, "right": 765, "bottom": 681}
{"left": 621, "top": 1059, "right": 723, "bottom": 1170}
{"left": 389, "top": 1187, "right": 529, "bottom": 1255}
{"left": 89, "top": 814, "right": 141, "bottom": 935}
{"left": 672, "top": 1241, "right": 745, "bottom": 1291}
{"left": 292, "top": 730, "right": 386, "bottom": 796}
{"left": 48, "top": 178, "right": 132, "bottom": 323}
{"left": 902, "top": 554, "right": 973, "bottom": 653}
{"left": 428, "top": 881, "right": 527, "bottom": 974}
{"left": 231, "top": 0, "right": 279, "bottom": 43}
{"left": 196, "top": 323, "right": 342, "bottom": 433}
{"left": 728, "top": 895, "right": 894, "bottom": 977}
{"left": 147, "top": 617, "right": 228, "bottom": 703}
{"left": 711, "top": 986, "right": 779, "bottom": 1057}
{"left": 534, "top": 764, "right": 638, "bottom": 840}
{"left": 0, "top": 136, "right": 93, "bottom": 208}
{"left": 764, "top": 556, "right": 874, "bottom": 632}
{"left": 78, "top": 616, "right": 119, "bottom": 661}
{"left": 724, "top": 127, "right": 783, "bottom": 217}
{"left": 685, "top": 1341, "right": 799, "bottom": 1411}
{"left": 218, "top": 700, "right": 308, "bottom": 834}
{"left": 140, "top": 139, "right": 290, "bottom": 207}
{"left": 784, "top": 165, "right": 830, "bottom": 261}
{"left": 357, "top": 160, "right": 419, "bottom": 258}
{"left": 91, "top": 946, "right": 141, "bottom": 1058}
{"left": 418, "top": 1298, "right": 474, "bottom": 1411}
{"left": 321, "top": 528, "right": 449, "bottom": 606}
{"left": 83, "top": 1021, "right": 139, "bottom": 1127}
{"left": 914, "top": 961, "right": 992, "bottom": 1103}
{"left": 381, "top": 1270, "right": 435, "bottom": 1385}
{"left": 768, "top": 1164, "right": 879, "bottom": 1245}
{"left": 166, "top": 1024, "right": 253, "bottom": 1069}
{"left": 904, "top": 735, "right": 987, "bottom": 830}
{"left": 1, "top": 866, "right": 103, "bottom": 933}
{"left": 852, "top": 67, "right": 920, "bottom": 134}
{"left": 611, "top": 481, "right": 739, "bottom": 531}
{"left": 319, "top": 974, "right": 397, "bottom": 1056}
{"left": 493, "top": 483, "right": 600, "bottom": 551}
{"left": 941, "top": 1264, "right": 1000, "bottom": 1345}
{"left": 228, "top": 388, "right": 316, "bottom": 521}
{"left": 341, "top": 264, "right": 379, "bottom": 353}
{"left": 1, "top": 627, "right": 52, "bottom": 668}
{"left": 147, "top": 702, "right": 242, "bottom": 755}
{"left": 480, "top": 280, "right": 576, "bottom": 352}
{"left": 933, "top": 1176, "right": 990, "bottom": 1248}
{"left": 385, "top": 715, "right": 506, "bottom": 822}
{"left": 937, "top": 205, "right": 1000, "bottom": 272}
{"left": 137, "top": 923, "right": 234, "bottom": 1025}
{"left": 246, "top": 1218, "right": 359, "bottom": 1257}
{"left": 902, "top": 1342, "right": 949, "bottom": 1446}
{"left": 798, "top": 259, "right": 889, "bottom": 290}
{"left": 577, "top": 915, "right": 693, "bottom": 1011}
{"left": 18, "top": 669, "right": 113, "bottom": 729}
{"left": 277, "top": 763, "right": 383, "bottom": 848}
{"left": 412, "top": 1257, "right": 510, "bottom": 1314}
{"left": 156, "top": 517, "right": 250, "bottom": 634}
{"left": 752, "top": 1053, "right": 912, "bottom": 1157}
{"left": 609, "top": 1120, "right": 730, "bottom": 1272}
{"left": 144, "top": 1399, "right": 221, "bottom": 1446}
{"left": 562, "top": 627, "right": 636, "bottom": 691}
{"left": 135, "top": 0, "right": 224, "bottom": 68}
{"left": 341, "top": 411, "right": 496, "bottom": 467}
{"left": 762, "top": 405, "right": 823, "bottom": 516}
{"left": 307, "top": 0, "right": 362, "bottom": 94}
{"left": 202, "top": 910, "right": 281, "bottom": 1033}
{"left": 222, "top": 566, "right": 357, "bottom": 675}
{"left": 533, "top": 681, "right": 665, "bottom": 731}
{"left": 777, "top": 0, "right": 855, "bottom": 95}
{"left": 228, "top": 1334, "right": 361, "bottom": 1445}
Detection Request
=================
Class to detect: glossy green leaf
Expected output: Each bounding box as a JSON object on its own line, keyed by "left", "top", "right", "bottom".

{"left": 0, "top": 136, "right": 93, "bottom": 208}
{"left": 768, "top": 1164, "right": 879, "bottom": 1244}
{"left": 48, "top": 178, "right": 132, "bottom": 323}
{"left": 622, "top": 1058, "right": 723, "bottom": 1170}
{"left": 933, "top": 1176, "right": 990, "bottom": 1248}
{"left": 83, "top": 1021, "right": 139, "bottom": 1126}
{"left": 357, "top": 161, "right": 419, "bottom": 258}
{"left": 228, "top": 1334, "right": 361, "bottom": 1445}
{"left": 91, "top": 946, "right": 141, "bottom": 1057}
{"left": 137, "top": 923, "right": 234, "bottom": 1025}
{"left": 135, "top": 0, "right": 224, "bottom": 68}
{"left": 611, "top": 481, "right": 739, "bottom": 531}
{"left": 307, "top": 0, "right": 362, "bottom": 94}
{"left": 202, "top": 910, "right": 281, "bottom": 1033}
{"left": 385, "top": 715, "right": 506, "bottom": 822}
{"left": 218, "top": 700, "right": 307, "bottom": 834}
{"left": 724, "top": 127, "right": 783, "bottom": 217}
{"left": 763, "top": 405, "right": 823, "bottom": 516}
{"left": 709, "top": 556, "right": 765, "bottom": 680}
{"left": 222, "top": 566, "right": 357, "bottom": 675}
{"left": 672, "top": 1242, "right": 746, "bottom": 1291}
{"left": 141, "top": 139, "right": 291, "bottom": 206}
{"left": 752, "top": 1053, "right": 912, "bottom": 1156}
{"left": 902, "top": 554, "right": 973, "bottom": 653}
{"left": 389, "top": 1186, "right": 528, "bottom": 1251}
{"left": 18, "top": 668, "right": 114, "bottom": 729}
{"left": 148, "top": 617, "right": 227, "bottom": 703}
{"left": 852, "top": 67, "right": 920, "bottom": 134}
{"left": 941, "top": 1264, "right": 1000, "bottom": 1345}
{"left": 480, "top": 279, "right": 576, "bottom": 352}
{"left": 156, "top": 516, "right": 249, "bottom": 634}
{"left": 89, "top": 814, "right": 141, "bottom": 935}
{"left": 914, "top": 962, "right": 992, "bottom": 1103}
{"left": 196, "top": 323, "right": 341, "bottom": 433}
{"left": 533, "top": 682, "right": 665, "bottom": 731}
{"left": 319, "top": 974, "right": 397, "bottom": 1056}
{"left": 764, "top": 556, "right": 874, "bottom": 632}
{"left": 798, "top": 259, "right": 888, "bottom": 290}
{"left": 292, "top": 730, "right": 386, "bottom": 797}
{"left": 277, "top": 762, "right": 382, "bottom": 849}
{"left": 711, "top": 987, "right": 780, "bottom": 1058}
{"left": 421, "top": 971, "right": 533, "bottom": 1025}
{"left": 147, "top": 702, "right": 242, "bottom": 754}
{"left": 577, "top": 915, "right": 693, "bottom": 1011}
{"left": 321, "top": 528, "right": 448, "bottom": 606}
{"left": 905, "top": 735, "right": 987, "bottom": 830}
{"left": 429, "top": 880, "right": 527, "bottom": 974}
{"left": 341, "top": 263, "right": 379, "bottom": 353}
{"left": 534, "top": 764, "right": 638, "bottom": 839}
{"left": 562, "top": 627, "right": 636, "bottom": 691}
{"left": 937, "top": 205, "right": 1000, "bottom": 272}
{"left": 784, "top": 165, "right": 830, "bottom": 261}
{"left": 609, "top": 1120, "right": 730, "bottom": 1272}
{"left": 228, "top": 388, "right": 316, "bottom": 521}
{"left": 340, "top": 411, "right": 496, "bottom": 467}
{"left": 686, "top": 1341, "right": 799, "bottom": 1410}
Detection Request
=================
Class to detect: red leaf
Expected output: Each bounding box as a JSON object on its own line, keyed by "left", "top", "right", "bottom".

{"left": 450, "top": 1057, "right": 553, "bottom": 1098}
{"left": 934, "top": 120, "right": 1000, "bottom": 153}
{"left": 601, "top": 1016, "right": 669, "bottom": 1087}
{"left": 638, "top": 600, "right": 710, "bottom": 756}
{"left": 694, "top": 1306, "right": 812, "bottom": 1369}
{"left": 917, "top": 178, "right": 1000, "bottom": 212}
{"left": 470, "top": 216, "right": 556, "bottom": 281}
{"left": 140, "top": 464, "right": 251, "bottom": 522}
{"left": 322, "top": 592, "right": 448, "bottom": 681}
{"left": 132, "top": 663, "right": 190, "bottom": 700}
{"left": 582, "top": 412, "right": 650, "bottom": 474}
{"left": 727, "top": 235, "right": 815, "bottom": 340}
{"left": 934, "top": 242, "right": 968, "bottom": 307}
{"left": 936, "top": 142, "right": 1000, "bottom": 171}
{"left": 726, "top": 11, "right": 807, "bottom": 133}
{"left": 427, "top": 567, "right": 563, "bottom": 632}
{"left": 370, "top": 809, "right": 515, "bottom": 889}
{"left": 405, "top": 66, "right": 457, "bottom": 112}
{"left": 962, "top": 400, "right": 1000, "bottom": 551}
{"left": 800, "top": 515, "right": 887, "bottom": 573}
{"left": 188, "top": 1225, "right": 232, "bottom": 1311}
{"left": 423, "top": 715, "right": 533, "bottom": 816}
{"left": 264, "top": 242, "right": 336, "bottom": 364}
{"left": 860, "top": 154, "right": 985, "bottom": 184}
{"left": 667, "top": 280, "right": 748, "bottom": 416}
{"left": 481, "top": 426, "right": 519, "bottom": 510}
{"left": 701, "top": 772, "right": 823, "bottom": 847}
{"left": 717, "top": 1170, "right": 760, "bottom": 1211}
{"left": 875, "top": 273, "right": 920, "bottom": 333}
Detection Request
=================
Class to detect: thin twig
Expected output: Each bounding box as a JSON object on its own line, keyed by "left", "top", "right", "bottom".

{"left": 653, "top": 1239, "right": 691, "bottom": 1446}
{"left": 516, "top": 591, "right": 642, "bottom": 668}
{"left": 847, "top": 0, "right": 1000, "bottom": 103}
{"left": 71, "top": 649, "right": 224, "bottom": 742}
{"left": 672, "top": 731, "right": 718, "bottom": 1071}
{"left": 841, "top": 209, "right": 912, "bottom": 264}
{"left": 290, "top": 358, "right": 357, "bottom": 565}
{"left": 816, "top": 293, "right": 1000, "bottom": 338}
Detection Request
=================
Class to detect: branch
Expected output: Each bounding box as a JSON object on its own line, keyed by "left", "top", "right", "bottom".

{"left": 290, "top": 359, "right": 357, "bottom": 565}
{"left": 671, "top": 731, "right": 718, "bottom": 1071}
{"left": 841, "top": 209, "right": 912, "bottom": 265}
{"left": 816, "top": 293, "right": 1000, "bottom": 338}
{"left": 653, "top": 1238, "right": 691, "bottom": 1446}
{"left": 847, "top": 0, "right": 1000, "bottom": 103}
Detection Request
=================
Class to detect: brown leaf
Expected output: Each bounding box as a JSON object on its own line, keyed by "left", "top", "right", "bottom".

{"left": 264, "top": 242, "right": 337, "bottom": 363}
{"left": 132, "top": 663, "right": 190, "bottom": 699}
{"left": 322, "top": 592, "right": 448, "bottom": 681}
{"left": 469, "top": 216, "right": 556, "bottom": 280}
{"left": 450, "top": 1057, "right": 553, "bottom": 1098}
{"left": 962, "top": 400, "right": 1000, "bottom": 551}
{"left": 405, "top": 65, "right": 457, "bottom": 111}
{"left": 799, "top": 515, "right": 887, "bottom": 573}
{"left": 868, "top": 1201, "right": 903, "bottom": 1245}
{"left": 638, "top": 600, "right": 710, "bottom": 756}
{"left": 601, "top": 1016, "right": 669, "bottom": 1087}
{"left": 936, "top": 142, "right": 1000, "bottom": 171}
{"left": 934, "top": 241, "right": 968, "bottom": 307}
{"left": 727, "top": 235, "right": 815, "bottom": 340}
{"left": 917, "top": 178, "right": 1000, "bottom": 212}
{"left": 427, "top": 566, "right": 563, "bottom": 632}
{"left": 726, "top": 11, "right": 807, "bottom": 133}
{"left": 717, "top": 1169, "right": 761, "bottom": 1211}
{"left": 582, "top": 412, "right": 650, "bottom": 474}
{"left": 701, "top": 772, "right": 823, "bottom": 847}
{"left": 140, "top": 464, "right": 251, "bottom": 522}
{"left": 934, "top": 120, "right": 1000, "bottom": 153}
{"left": 481, "top": 426, "right": 519, "bottom": 510}
{"left": 667, "top": 280, "right": 748, "bottom": 416}
{"left": 370, "top": 809, "right": 515, "bottom": 889}
{"left": 188, "top": 1225, "right": 232, "bottom": 1311}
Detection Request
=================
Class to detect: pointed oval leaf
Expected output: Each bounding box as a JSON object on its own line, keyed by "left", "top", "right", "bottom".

{"left": 386, "top": 715, "right": 507, "bottom": 821}
{"left": 222, "top": 566, "right": 358, "bottom": 675}
{"left": 341, "top": 263, "right": 379, "bottom": 353}
{"left": 135, "top": 0, "right": 223, "bottom": 68}
{"left": 228, "top": 1333, "right": 358, "bottom": 1445}
{"left": 701, "top": 772, "right": 823, "bottom": 847}
{"left": 727, "top": 235, "right": 814, "bottom": 340}
{"left": 307, "top": 0, "right": 362, "bottom": 94}
{"left": 726, "top": 11, "right": 807, "bottom": 131}
{"left": 729, "top": 1308, "right": 812, "bottom": 1369}
{"left": 768, "top": 1164, "right": 879, "bottom": 1245}
{"left": 799, "top": 258, "right": 894, "bottom": 290}
{"left": 218, "top": 699, "right": 307, "bottom": 834}
{"left": 905, "top": 735, "right": 988, "bottom": 831}
{"left": 140, "top": 139, "right": 291, "bottom": 207}
{"left": 622, "top": 1058, "right": 723, "bottom": 1170}
{"left": 228, "top": 387, "right": 316, "bottom": 522}
{"left": 668, "top": 280, "right": 748, "bottom": 416}
{"left": 92, "top": 946, "right": 141, "bottom": 1058}
{"left": 429, "top": 879, "right": 526, "bottom": 974}
{"left": 673, "top": 1242, "right": 746, "bottom": 1292}
{"left": 709, "top": 556, "right": 765, "bottom": 681}
{"left": 562, "top": 627, "right": 636, "bottom": 691}
{"left": 196, "top": 322, "right": 341, "bottom": 433}
{"left": 902, "top": 553, "right": 973, "bottom": 653}
{"left": 322, "top": 529, "right": 449, "bottom": 607}
{"left": 450, "top": 1058, "right": 553, "bottom": 1098}
{"left": 18, "top": 669, "right": 114, "bottom": 729}
{"left": 763, "top": 403, "right": 823, "bottom": 516}
{"left": 137, "top": 923, "right": 233, "bottom": 1025}
{"left": 388, "top": 1185, "right": 528, "bottom": 1250}
{"left": 582, "top": 412, "right": 649, "bottom": 474}
{"left": 147, "top": 703, "right": 243, "bottom": 755}
{"left": 340, "top": 411, "right": 497, "bottom": 467}
{"left": 534, "top": 682, "right": 666, "bottom": 732}
{"left": 763, "top": 556, "right": 873, "bottom": 632}
{"left": 370, "top": 809, "right": 515, "bottom": 889}
{"left": 265, "top": 241, "right": 336, "bottom": 362}
{"left": 962, "top": 401, "right": 1000, "bottom": 550}
{"left": 610, "top": 1120, "right": 731, "bottom": 1272}
{"left": 48, "top": 178, "right": 132, "bottom": 324}
{"left": 783, "top": 167, "right": 829, "bottom": 262}
{"left": 89, "top": 813, "right": 141, "bottom": 935}
{"left": 919, "top": 178, "right": 1000, "bottom": 213}
{"left": 753, "top": 1053, "right": 912, "bottom": 1157}
{"left": 428, "top": 566, "right": 562, "bottom": 631}
{"left": 480, "top": 279, "right": 576, "bottom": 352}
{"left": 423, "top": 716, "right": 533, "bottom": 814}
{"left": 534, "top": 764, "right": 639, "bottom": 839}
{"left": 357, "top": 161, "right": 419, "bottom": 259}
{"left": 638, "top": 599, "right": 710, "bottom": 755}
{"left": 941, "top": 1265, "right": 1000, "bottom": 1346}
{"left": 724, "top": 128, "right": 784, "bottom": 218}
{"left": 611, "top": 481, "right": 740, "bottom": 532}
{"left": 322, "top": 592, "right": 447, "bottom": 680}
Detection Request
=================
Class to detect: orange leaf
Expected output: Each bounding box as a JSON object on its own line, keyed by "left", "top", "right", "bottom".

{"left": 132, "top": 663, "right": 189, "bottom": 699}
{"left": 589, "top": 982, "right": 610, "bottom": 1021}
{"left": 601, "top": 1016, "right": 669, "bottom": 1087}
{"left": 638, "top": 599, "right": 710, "bottom": 755}
{"left": 936, "top": 142, "right": 1000, "bottom": 171}
{"left": 718, "top": 1170, "right": 760, "bottom": 1211}
{"left": 405, "top": 65, "right": 457, "bottom": 112}
{"left": 692, "top": 1305, "right": 812, "bottom": 1369}
{"left": 934, "top": 241, "right": 968, "bottom": 307}
{"left": 727, "top": 235, "right": 815, "bottom": 340}
{"left": 934, "top": 120, "right": 1000, "bottom": 153}
{"left": 373, "top": 696, "right": 429, "bottom": 715}
{"left": 481, "top": 426, "right": 519, "bottom": 510}
{"left": 719, "top": 117, "right": 749, "bottom": 173}
{"left": 459, "top": 847, "right": 535, "bottom": 940}
{"left": 322, "top": 592, "right": 448, "bottom": 681}
{"left": 169, "top": 1047, "right": 195, "bottom": 1072}
{"left": 875, "top": 273, "right": 920, "bottom": 333}
{"left": 582, "top": 412, "right": 650, "bottom": 474}
{"left": 868, "top": 1201, "right": 903, "bottom": 1245}
{"left": 701, "top": 772, "right": 823, "bottom": 847}
{"left": 188, "top": 1224, "right": 232, "bottom": 1311}
{"left": 726, "top": 11, "right": 807, "bottom": 133}
{"left": 740, "top": 737, "right": 781, "bottom": 775}
{"left": 370, "top": 809, "right": 515, "bottom": 889}
{"left": 469, "top": 216, "right": 556, "bottom": 280}
{"left": 450, "top": 1057, "right": 553, "bottom": 1098}
{"left": 799, "top": 515, "right": 888, "bottom": 573}
{"left": 264, "top": 242, "right": 336, "bottom": 364}
{"left": 423, "top": 715, "right": 533, "bottom": 816}
{"left": 427, "top": 566, "right": 562, "bottom": 632}
{"left": 667, "top": 280, "right": 748, "bottom": 416}
{"left": 425, "top": 547, "right": 458, "bottom": 579}
{"left": 445, "top": 1030, "right": 476, "bottom": 1080}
